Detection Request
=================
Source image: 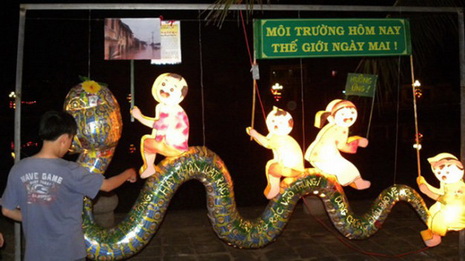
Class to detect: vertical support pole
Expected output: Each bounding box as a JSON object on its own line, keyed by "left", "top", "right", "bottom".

{"left": 409, "top": 55, "right": 421, "bottom": 178}
{"left": 366, "top": 84, "right": 377, "bottom": 140}
{"left": 458, "top": 9, "right": 465, "bottom": 261}
{"left": 130, "top": 60, "right": 134, "bottom": 122}
{"left": 14, "top": 6, "right": 27, "bottom": 261}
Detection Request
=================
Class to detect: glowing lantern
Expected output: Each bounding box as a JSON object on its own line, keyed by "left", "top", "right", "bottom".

{"left": 246, "top": 106, "right": 304, "bottom": 199}
{"left": 129, "top": 144, "right": 136, "bottom": 154}
{"left": 304, "top": 99, "right": 370, "bottom": 190}
{"left": 9, "top": 91, "right": 16, "bottom": 109}
{"left": 131, "top": 73, "right": 189, "bottom": 179}
{"left": 64, "top": 79, "right": 122, "bottom": 174}
{"left": 412, "top": 133, "right": 423, "bottom": 150}
{"left": 271, "top": 83, "right": 283, "bottom": 101}
{"left": 417, "top": 152, "right": 465, "bottom": 247}
{"left": 413, "top": 80, "right": 422, "bottom": 98}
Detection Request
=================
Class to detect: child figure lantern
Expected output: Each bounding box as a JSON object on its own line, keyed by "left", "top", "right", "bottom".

{"left": 246, "top": 107, "right": 304, "bottom": 199}
{"left": 417, "top": 153, "right": 465, "bottom": 247}
{"left": 305, "top": 99, "right": 370, "bottom": 190}
{"left": 131, "top": 73, "right": 189, "bottom": 179}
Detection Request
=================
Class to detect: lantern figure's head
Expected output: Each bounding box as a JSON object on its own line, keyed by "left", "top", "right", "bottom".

{"left": 315, "top": 99, "right": 357, "bottom": 128}
{"left": 152, "top": 73, "right": 188, "bottom": 106}
{"left": 266, "top": 106, "right": 293, "bottom": 136}
{"left": 428, "top": 153, "right": 464, "bottom": 184}
{"left": 327, "top": 99, "right": 357, "bottom": 128}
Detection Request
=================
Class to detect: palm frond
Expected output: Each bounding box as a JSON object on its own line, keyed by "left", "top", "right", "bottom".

{"left": 357, "top": 0, "right": 462, "bottom": 104}
{"left": 203, "top": 0, "right": 267, "bottom": 27}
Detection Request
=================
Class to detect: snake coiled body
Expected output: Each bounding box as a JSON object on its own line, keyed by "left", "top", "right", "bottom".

{"left": 82, "top": 146, "right": 428, "bottom": 260}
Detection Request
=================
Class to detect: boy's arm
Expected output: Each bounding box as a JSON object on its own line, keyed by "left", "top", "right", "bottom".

{"left": 2, "top": 207, "right": 22, "bottom": 222}
{"left": 100, "top": 168, "right": 137, "bottom": 192}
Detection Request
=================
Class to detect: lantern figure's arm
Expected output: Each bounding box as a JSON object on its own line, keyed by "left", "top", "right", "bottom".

{"left": 131, "top": 106, "right": 158, "bottom": 129}
{"left": 246, "top": 127, "right": 270, "bottom": 148}
{"left": 417, "top": 176, "right": 442, "bottom": 201}
{"left": 339, "top": 135, "right": 369, "bottom": 154}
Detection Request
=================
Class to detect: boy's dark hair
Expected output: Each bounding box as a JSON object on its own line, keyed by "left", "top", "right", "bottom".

{"left": 39, "top": 111, "right": 77, "bottom": 141}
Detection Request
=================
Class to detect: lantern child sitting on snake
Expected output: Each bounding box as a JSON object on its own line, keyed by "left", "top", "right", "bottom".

{"left": 131, "top": 73, "right": 189, "bottom": 179}
{"left": 417, "top": 153, "right": 465, "bottom": 247}
{"left": 246, "top": 107, "right": 305, "bottom": 199}
{"left": 305, "top": 99, "right": 370, "bottom": 190}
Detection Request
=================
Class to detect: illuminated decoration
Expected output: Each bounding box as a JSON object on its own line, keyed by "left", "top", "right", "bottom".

{"left": 246, "top": 107, "right": 305, "bottom": 199}
{"left": 11, "top": 141, "right": 40, "bottom": 159}
{"left": 129, "top": 144, "right": 136, "bottom": 154}
{"left": 413, "top": 80, "right": 422, "bottom": 98}
{"left": 270, "top": 83, "right": 283, "bottom": 101}
{"left": 64, "top": 79, "right": 122, "bottom": 174}
{"left": 63, "top": 90, "right": 430, "bottom": 259}
{"left": 305, "top": 99, "right": 371, "bottom": 190}
{"left": 59, "top": 80, "right": 430, "bottom": 260}
{"left": 9, "top": 91, "right": 38, "bottom": 109}
{"left": 417, "top": 152, "right": 465, "bottom": 247}
{"left": 78, "top": 145, "right": 429, "bottom": 260}
{"left": 412, "top": 133, "right": 423, "bottom": 150}
{"left": 131, "top": 73, "right": 189, "bottom": 179}
{"left": 9, "top": 92, "right": 16, "bottom": 109}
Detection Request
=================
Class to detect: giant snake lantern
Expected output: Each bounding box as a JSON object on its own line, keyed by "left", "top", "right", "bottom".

{"left": 64, "top": 80, "right": 122, "bottom": 174}
{"left": 64, "top": 76, "right": 431, "bottom": 260}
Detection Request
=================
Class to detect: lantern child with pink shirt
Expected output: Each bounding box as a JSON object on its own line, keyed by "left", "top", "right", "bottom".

{"left": 131, "top": 73, "right": 189, "bottom": 179}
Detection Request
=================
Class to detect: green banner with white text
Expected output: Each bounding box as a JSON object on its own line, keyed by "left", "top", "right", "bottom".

{"left": 254, "top": 19, "right": 411, "bottom": 59}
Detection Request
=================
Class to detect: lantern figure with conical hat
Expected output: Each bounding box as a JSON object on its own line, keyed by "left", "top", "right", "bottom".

{"left": 417, "top": 152, "right": 465, "bottom": 247}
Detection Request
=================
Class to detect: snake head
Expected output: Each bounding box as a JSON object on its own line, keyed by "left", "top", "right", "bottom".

{"left": 64, "top": 81, "right": 123, "bottom": 152}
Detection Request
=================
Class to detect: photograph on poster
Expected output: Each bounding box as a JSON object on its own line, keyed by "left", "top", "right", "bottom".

{"left": 104, "top": 18, "right": 161, "bottom": 60}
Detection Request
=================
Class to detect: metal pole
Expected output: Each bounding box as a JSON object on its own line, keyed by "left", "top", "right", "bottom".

{"left": 458, "top": 9, "right": 465, "bottom": 261}
{"left": 130, "top": 60, "right": 134, "bottom": 122}
{"left": 19, "top": 3, "right": 460, "bottom": 13}
{"left": 14, "top": 7, "right": 26, "bottom": 261}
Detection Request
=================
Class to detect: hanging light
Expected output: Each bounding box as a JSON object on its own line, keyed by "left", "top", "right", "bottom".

{"left": 413, "top": 133, "right": 423, "bottom": 150}
{"left": 9, "top": 91, "right": 16, "bottom": 109}
{"left": 271, "top": 83, "right": 283, "bottom": 101}
{"left": 413, "top": 80, "right": 422, "bottom": 98}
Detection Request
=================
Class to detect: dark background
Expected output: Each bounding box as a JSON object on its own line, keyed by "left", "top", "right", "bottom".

{"left": 1, "top": 1, "right": 463, "bottom": 212}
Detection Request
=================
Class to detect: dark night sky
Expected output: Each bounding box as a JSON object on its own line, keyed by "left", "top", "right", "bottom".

{"left": 1, "top": 1, "right": 463, "bottom": 210}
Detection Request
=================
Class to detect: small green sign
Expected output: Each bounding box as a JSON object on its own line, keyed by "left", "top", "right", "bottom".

{"left": 345, "top": 73, "right": 377, "bottom": 97}
{"left": 254, "top": 18, "right": 411, "bottom": 59}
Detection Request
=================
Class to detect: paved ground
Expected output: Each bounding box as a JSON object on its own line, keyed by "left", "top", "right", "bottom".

{"left": 0, "top": 199, "right": 462, "bottom": 260}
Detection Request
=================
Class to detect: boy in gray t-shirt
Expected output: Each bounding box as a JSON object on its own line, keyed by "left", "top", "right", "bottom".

{"left": 1, "top": 111, "right": 137, "bottom": 261}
